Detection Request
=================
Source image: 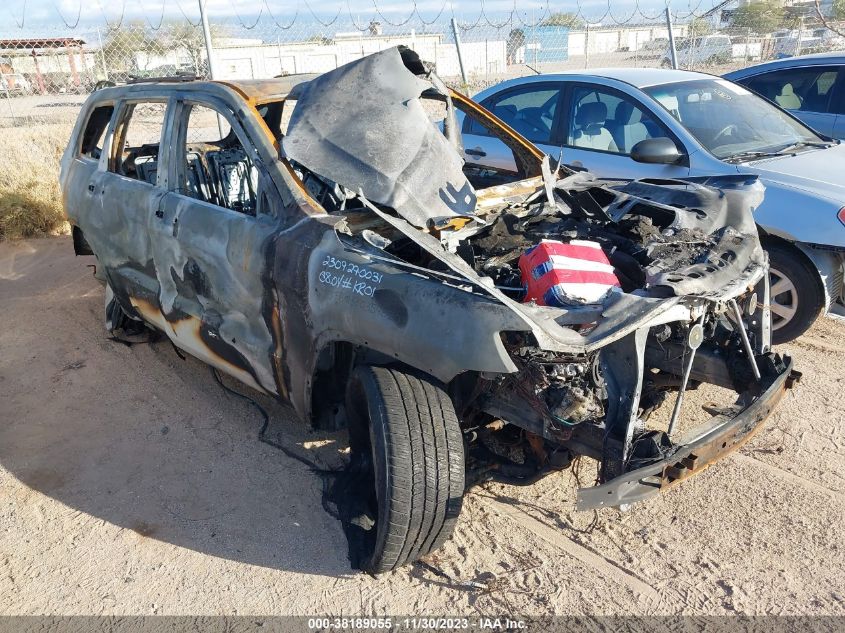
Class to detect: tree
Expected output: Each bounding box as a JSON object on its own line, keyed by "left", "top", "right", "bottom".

{"left": 159, "top": 22, "right": 229, "bottom": 77}
{"left": 814, "top": 0, "right": 845, "bottom": 37}
{"left": 540, "top": 12, "right": 584, "bottom": 28}
{"left": 731, "top": 1, "right": 785, "bottom": 34}
{"left": 101, "top": 21, "right": 157, "bottom": 73}
{"left": 688, "top": 17, "right": 714, "bottom": 37}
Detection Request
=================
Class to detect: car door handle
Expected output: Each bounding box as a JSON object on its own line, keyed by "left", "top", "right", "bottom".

{"left": 465, "top": 147, "right": 487, "bottom": 158}
{"left": 87, "top": 184, "right": 95, "bottom": 192}
{"left": 155, "top": 209, "right": 164, "bottom": 218}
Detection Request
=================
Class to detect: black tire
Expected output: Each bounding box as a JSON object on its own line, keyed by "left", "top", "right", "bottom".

{"left": 765, "top": 241, "right": 824, "bottom": 344}
{"left": 346, "top": 365, "right": 464, "bottom": 573}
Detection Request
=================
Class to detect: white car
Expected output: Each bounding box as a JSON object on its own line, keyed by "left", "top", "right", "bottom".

{"left": 661, "top": 35, "right": 733, "bottom": 68}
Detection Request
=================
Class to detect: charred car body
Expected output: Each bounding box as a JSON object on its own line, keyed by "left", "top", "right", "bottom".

{"left": 60, "top": 47, "right": 797, "bottom": 572}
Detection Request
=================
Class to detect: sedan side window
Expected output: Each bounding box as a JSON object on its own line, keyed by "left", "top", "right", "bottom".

{"left": 566, "top": 87, "right": 665, "bottom": 155}
{"left": 466, "top": 86, "right": 563, "bottom": 145}
{"left": 178, "top": 103, "right": 260, "bottom": 216}
{"left": 743, "top": 67, "right": 839, "bottom": 114}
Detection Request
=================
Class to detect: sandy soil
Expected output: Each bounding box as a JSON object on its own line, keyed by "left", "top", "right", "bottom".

{"left": 1, "top": 236, "right": 843, "bottom": 617}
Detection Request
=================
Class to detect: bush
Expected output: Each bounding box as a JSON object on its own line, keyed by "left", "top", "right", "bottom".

{"left": 0, "top": 123, "right": 71, "bottom": 240}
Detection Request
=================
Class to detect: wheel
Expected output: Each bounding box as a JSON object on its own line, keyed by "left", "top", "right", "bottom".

{"left": 765, "top": 241, "right": 824, "bottom": 344}
{"left": 345, "top": 365, "right": 465, "bottom": 573}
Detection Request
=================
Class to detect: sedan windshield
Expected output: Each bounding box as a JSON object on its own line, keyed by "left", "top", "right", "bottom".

{"left": 644, "top": 78, "right": 823, "bottom": 160}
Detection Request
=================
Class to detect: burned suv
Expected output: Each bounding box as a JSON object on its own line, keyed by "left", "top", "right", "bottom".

{"left": 61, "top": 47, "right": 796, "bottom": 573}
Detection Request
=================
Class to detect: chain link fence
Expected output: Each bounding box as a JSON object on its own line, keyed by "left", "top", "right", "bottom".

{"left": 2, "top": 1, "right": 845, "bottom": 127}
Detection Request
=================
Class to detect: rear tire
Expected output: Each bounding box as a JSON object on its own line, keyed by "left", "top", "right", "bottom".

{"left": 765, "top": 241, "right": 824, "bottom": 344}
{"left": 346, "top": 365, "right": 465, "bottom": 573}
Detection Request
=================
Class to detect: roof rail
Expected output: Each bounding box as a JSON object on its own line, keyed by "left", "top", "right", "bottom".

{"left": 126, "top": 74, "right": 200, "bottom": 85}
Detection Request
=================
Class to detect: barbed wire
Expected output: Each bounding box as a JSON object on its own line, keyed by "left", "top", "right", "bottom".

{"left": 2, "top": 0, "right": 842, "bottom": 51}
{"left": 417, "top": 0, "right": 451, "bottom": 27}
{"left": 50, "top": 0, "right": 82, "bottom": 29}
{"left": 672, "top": 0, "right": 708, "bottom": 21}
{"left": 345, "top": 0, "right": 372, "bottom": 32}
{"left": 172, "top": 0, "right": 201, "bottom": 27}
{"left": 302, "top": 0, "right": 343, "bottom": 28}
{"left": 224, "top": 0, "right": 264, "bottom": 30}
{"left": 137, "top": 0, "right": 166, "bottom": 31}
{"left": 1, "top": 0, "right": 758, "bottom": 36}
{"left": 263, "top": 0, "right": 299, "bottom": 30}
{"left": 370, "top": 0, "right": 416, "bottom": 28}
{"left": 97, "top": 0, "right": 127, "bottom": 30}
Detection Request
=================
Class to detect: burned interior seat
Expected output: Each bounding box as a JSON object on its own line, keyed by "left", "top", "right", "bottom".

{"left": 182, "top": 144, "right": 257, "bottom": 215}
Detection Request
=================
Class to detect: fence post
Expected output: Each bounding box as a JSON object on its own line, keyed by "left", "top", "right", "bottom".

{"left": 584, "top": 23, "right": 589, "bottom": 69}
{"left": 451, "top": 17, "right": 468, "bottom": 87}
{"left": 197, "top": 0, "right": 218, "bottom": 80}
{"left": 95, "top": 28, "right": 109, "bottom": 81}
{"left": 665, "top": 6, "right": 678, "bottom": 70}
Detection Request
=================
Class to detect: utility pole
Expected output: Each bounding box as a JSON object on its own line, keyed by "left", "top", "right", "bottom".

{"left": 197, "top": 0, "right": 218, "bottom": 80}
{"left": 197, "top": 0, "right": 223, "bottom": 137}
{"left": 450, "top": 17, "right": 468, "bottom": 88}
{"left": 96, "top": 27, "right": 109, "bottom": 81}
{"left": 665, "top": 5, "right": 678, "bottom": 70}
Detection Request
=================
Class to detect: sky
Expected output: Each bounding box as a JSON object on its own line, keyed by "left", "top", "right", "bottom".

{"left": 4, "top": 0, "right": 718, "bottom": 30}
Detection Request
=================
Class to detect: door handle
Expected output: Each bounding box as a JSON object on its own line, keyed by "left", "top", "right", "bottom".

{"left": 155, "top": 209, "right": 164, "bottom": 219}
{"left": 87, "top": 184, "right": 95, "bottom": 192}
{"left": 465, "top": 147, "right": 487, "bottom": 158}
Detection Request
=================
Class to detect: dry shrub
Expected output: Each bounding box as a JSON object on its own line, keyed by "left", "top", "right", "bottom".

{"left": 0, "top": 123, "right": 72, "bottom": 240}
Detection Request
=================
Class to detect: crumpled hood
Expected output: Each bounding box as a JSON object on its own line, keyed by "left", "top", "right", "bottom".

{"left": 282, "top": 47, "right": 477, "bottom": 228}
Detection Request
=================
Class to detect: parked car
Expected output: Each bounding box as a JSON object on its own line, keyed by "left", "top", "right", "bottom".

{"left": 770, "top": 29, "right": 845, "bottom": 58}
{"left": 60, "top": 47, "right": 795, "bottom": 572}
{"left": 637, "top": 37, "right": 669, "bottom": 59}
{"left": 465, "top": 68, "right": 845, "bottom": 343}
{"left": 661, "top": 35, "right": 733, "bottom": 68}
{"left": 724, "top": 52, "right": 845, "bottom": 139}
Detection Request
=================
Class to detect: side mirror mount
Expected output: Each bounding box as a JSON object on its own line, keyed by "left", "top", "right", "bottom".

{"left": 630, "top": 137, "right": 684, "bottom": 165}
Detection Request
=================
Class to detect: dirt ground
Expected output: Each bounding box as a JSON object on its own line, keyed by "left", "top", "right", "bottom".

{"left": 1, "top": 236, "right": 844, "bottom": 617}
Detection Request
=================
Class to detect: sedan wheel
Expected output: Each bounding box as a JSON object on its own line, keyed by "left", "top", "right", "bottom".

{"left": 769, "top": 266, "right": 798, "bottom": 331}
{"left": 765, "top": 241, "right": 825, "bottom": 344}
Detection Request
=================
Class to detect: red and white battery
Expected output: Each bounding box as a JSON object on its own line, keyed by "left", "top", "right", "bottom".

{"left": 518, "top": 239, "right": 620, "bottom": 306}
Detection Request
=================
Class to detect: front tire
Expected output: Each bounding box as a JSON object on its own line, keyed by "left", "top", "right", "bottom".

{"left": 346, "top": 365, "right": 465, "bottom": 573}
{"left": 765, "top": 241, "right": 824, "bottom": 344}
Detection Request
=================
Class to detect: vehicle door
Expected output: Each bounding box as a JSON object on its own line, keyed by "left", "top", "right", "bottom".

{"left": 94, "top": 99, "right": 170, "bottom": 300}
{"left": 557, "top": 83, "right": 691, "bottom": 180}
{"left": 740, "top": 66, "right": 841, "bottom": 138}
{"left": 63, "top": 100, "right": 115, "bottom": 244}
{"left": 149, "top": 97, "right": 283, "bottom": 395}
{"left": 460, "top": 82, "right": 565, "bottom": 173}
